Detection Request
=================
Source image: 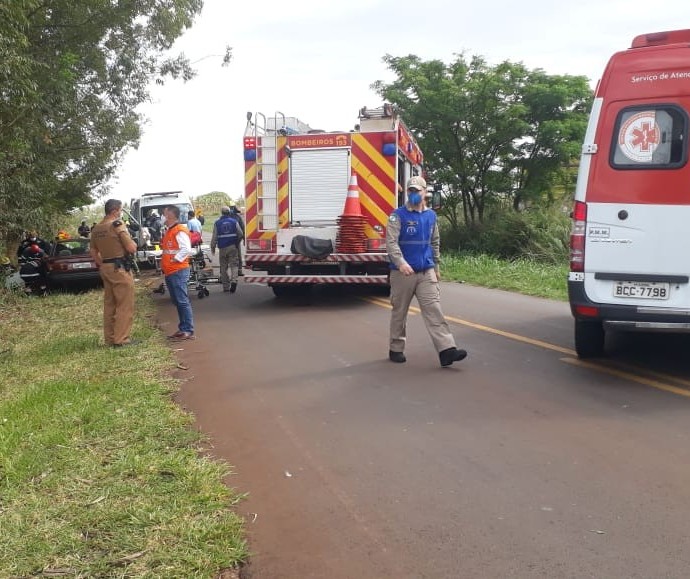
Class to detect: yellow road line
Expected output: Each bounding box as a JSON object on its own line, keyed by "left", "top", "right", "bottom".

{"left": 363, "top": 296, "right": 394, "bottom": 311}
{"left": 561, "top": 358, "right": 690, "bottom": 398}
{"left": 603, "top": 361, "right": 690, "bottom": 389}
{"left": 363, "top": 296, "right": 690, "bottom": 397}
{"left": 443, "top": 314, "right": 577, "bottom": 356}
{"left": 365, "top": 296, "right": 573, "bottom": 353}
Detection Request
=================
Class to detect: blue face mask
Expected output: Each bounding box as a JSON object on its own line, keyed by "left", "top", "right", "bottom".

{"left": 407, "top": 191, "right": 422, "bottom": 205}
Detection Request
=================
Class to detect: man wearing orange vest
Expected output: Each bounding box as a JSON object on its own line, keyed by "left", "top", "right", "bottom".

{"left": 161, "top": 205, "right": 195, "bottom": 340}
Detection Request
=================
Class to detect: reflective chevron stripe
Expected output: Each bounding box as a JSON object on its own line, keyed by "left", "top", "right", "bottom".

{"left": 245, "top": 253, "right": 388, "bottom": 263}
{"left": 244, "top": 275, "right": 389, "bottom": 285}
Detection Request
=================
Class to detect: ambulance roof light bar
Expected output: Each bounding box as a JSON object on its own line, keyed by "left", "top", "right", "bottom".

{"left": 631, "top": 29, "right": 690, "bottom": 48}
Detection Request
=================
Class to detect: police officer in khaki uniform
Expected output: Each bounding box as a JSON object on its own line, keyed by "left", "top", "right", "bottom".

{"left": 90, "top": 199, "right": 138, "bottom": 347}
{"left": 386, "top": 176, "right": 467, "bottom": 366}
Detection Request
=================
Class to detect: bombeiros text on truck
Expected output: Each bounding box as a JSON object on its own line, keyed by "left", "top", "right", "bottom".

{"left": 569, "top": 29, "right": 690, "bottom": 358}
{"left": 242, "top": 105, "right": 429, "bottom": 297}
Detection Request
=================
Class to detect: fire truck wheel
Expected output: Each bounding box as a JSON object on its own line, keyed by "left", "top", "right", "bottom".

{"left": 375, "top": 285, "right": 391, "bottom": 297}
{"left": 272, "top": 285, "right": 310, "bottom": 298}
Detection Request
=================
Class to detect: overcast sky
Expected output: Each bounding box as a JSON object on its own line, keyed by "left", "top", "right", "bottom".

{"left": 105, "top": 0, "right": 690, "bottom": 204}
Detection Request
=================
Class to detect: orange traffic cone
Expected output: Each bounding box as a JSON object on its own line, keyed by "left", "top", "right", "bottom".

{"left": 341, "top": 174, "right": 363, "bottom": 217}
{"left": 337, "top": 174, "right": 367, "bottom": 253}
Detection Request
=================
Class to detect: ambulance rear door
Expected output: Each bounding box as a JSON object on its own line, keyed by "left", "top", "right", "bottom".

{"left": 583, "top": 100, "right": 690, "bottom": 308}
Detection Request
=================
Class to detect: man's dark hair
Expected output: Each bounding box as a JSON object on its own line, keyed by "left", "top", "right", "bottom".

{"left": 165, "top": 205, "right": 181, "bottom": 219}
{"left": 188, "top": 210, "right": 195, "bottom": 218}
{"left": 104, "top": 199, "right": 122, "bottom": 215}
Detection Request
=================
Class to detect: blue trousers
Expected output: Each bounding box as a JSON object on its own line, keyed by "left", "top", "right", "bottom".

{"left": 165, "top": 268, "right": 194, "bottom": 334}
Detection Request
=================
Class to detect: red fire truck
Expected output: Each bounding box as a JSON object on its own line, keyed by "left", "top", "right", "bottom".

{"left": 242, "top": 105, "right": 425, "bottom": 296}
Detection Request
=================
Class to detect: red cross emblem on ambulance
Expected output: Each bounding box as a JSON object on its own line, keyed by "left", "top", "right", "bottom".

{"left": 631, "top": 121, "right": 659, "bottom": 151}
{"left": 618, "top": 112, "right": 660, "bottom": 162}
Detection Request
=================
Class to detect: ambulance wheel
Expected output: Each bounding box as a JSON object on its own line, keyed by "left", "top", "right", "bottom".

{"left": 574, "top": 320, "right": 605, "bottom": 358}
{"left": 198, "top": 290, "right": 205, "bottom": 299}
{"left": 204, "top": 288, "right": 210, "bottom": 297}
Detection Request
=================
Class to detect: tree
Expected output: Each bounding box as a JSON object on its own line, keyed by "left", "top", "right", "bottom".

{"left": 372, "top": 54, "right": 592, "bottom": 226}
{"left": 0, "top": 0, "right": 217, "bottom": 253}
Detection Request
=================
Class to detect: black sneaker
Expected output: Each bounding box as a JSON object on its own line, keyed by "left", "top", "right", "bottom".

{"left": 230, "top": 282, "right": 237, "bottom": 293}
{"left": 439, "top": 347, "right": 467, "bottom": 367}
{"left": 389, "top": 350, "right": 406, "bottom": 363}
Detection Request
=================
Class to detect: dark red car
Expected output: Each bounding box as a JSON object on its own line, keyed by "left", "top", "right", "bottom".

{"left": 44, "top": 238, "right": 101, "bottom": 290}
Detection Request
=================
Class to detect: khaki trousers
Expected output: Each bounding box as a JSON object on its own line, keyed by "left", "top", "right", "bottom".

{"left": 219, "top": 245, "right": 240, "bottom": 289}
{"left": 99, "top": 263, "right": 135, "bottom": 345}
{"left": 389, "top": 268, "right": 456, "bottom": 353}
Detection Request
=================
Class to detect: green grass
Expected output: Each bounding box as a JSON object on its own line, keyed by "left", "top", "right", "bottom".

{"left": 441, "top": 252, "right": 569, "bottom": 301}
{"left": 0, "top": 288, "right": 247, "bottom": 578}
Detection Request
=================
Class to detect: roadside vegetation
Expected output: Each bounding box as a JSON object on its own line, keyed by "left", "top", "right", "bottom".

{"left": 0, "top": 288, "right": 247, "bottom": 577}
{"left": 438, "top": 206, "right": 571, "bottom": 302}
{"left": 441, "top": 253, "right": 568, "bottom": 301}
{"left": 373, "top": 52, "right": 587, "bottom": 303}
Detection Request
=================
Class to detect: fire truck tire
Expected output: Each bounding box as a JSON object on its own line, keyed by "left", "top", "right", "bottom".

{"left": 272, "top": 285, "right": 310, "bottom": 298}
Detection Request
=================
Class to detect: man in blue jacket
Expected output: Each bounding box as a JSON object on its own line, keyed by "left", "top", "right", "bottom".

{"left": 386, "top": 176, "right": 467, "bottom": 366}
{"left": 211, "top": 206, "right": 244, "bottom": 293}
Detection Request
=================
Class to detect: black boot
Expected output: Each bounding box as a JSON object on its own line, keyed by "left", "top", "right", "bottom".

{"left": 230, "top": 282, "right": 237, "bottom": 293}
{"left": 389, "top": 350, "right": 406, "bottom": 363}
{"left": 439, "top": 347, "right": 467, "bottom": 367}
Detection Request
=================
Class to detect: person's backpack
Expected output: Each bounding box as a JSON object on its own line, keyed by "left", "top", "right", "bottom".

{"left": 190, "top": 231, "right": 202, "bottom": 246}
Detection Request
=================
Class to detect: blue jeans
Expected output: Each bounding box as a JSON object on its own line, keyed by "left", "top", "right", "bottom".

{"left": 165, "top": 268, "right": 194, "bottom": 334}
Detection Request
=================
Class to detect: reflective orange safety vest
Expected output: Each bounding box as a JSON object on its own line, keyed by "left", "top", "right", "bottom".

{"left": 161, "top": 223, "right": 190, "bottom": 275}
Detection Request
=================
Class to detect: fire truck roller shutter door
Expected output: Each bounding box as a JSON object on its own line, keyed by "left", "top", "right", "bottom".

{"left": 290, "top": 149, "right": 350, "bottom": 223}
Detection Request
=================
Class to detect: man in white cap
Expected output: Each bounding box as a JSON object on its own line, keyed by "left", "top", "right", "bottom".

{"left": 386, "top": 175, "right": 467, "bottom": 366}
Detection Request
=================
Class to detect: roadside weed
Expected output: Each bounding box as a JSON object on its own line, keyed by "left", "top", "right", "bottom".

{"left": 0, "top": 289, "right": 247, "bottom": 577}
{"left": 441, "top": 253, "right": 568, "bottom": 301}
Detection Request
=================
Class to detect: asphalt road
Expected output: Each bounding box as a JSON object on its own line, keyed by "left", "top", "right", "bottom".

{"left": 155, "top": 278, "right": 690, "bottom": 579}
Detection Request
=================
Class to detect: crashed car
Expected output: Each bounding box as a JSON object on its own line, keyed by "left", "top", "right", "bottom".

{"left": 44, "top": 238, "right": 101, "bottom": 290}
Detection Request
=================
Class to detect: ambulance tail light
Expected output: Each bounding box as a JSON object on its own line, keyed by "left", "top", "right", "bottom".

{"left": 247, "top": 238, "right": 273, "bottom": 252}
{"left": 574, "top": 305, "right": 599, "bottom": 318}
{"left": 569, "top": 201, "right": 587, "bottom": 272}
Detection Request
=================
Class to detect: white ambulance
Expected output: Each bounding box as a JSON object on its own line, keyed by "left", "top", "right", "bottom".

{"left": 128, "top": 191, "right": 195, "bottom": 265}
{"left": 569, "top": 29, "right": 690, "bottom": 357}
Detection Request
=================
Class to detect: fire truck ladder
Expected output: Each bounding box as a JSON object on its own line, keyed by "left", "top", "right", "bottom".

{"left": 253, "top": 112, "right": 285, "bottom": 231}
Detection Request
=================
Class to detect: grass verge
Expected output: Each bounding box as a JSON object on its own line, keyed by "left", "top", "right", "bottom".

{"left": 441, "top": 252, "right": 569, "bottom": 301}
{"left": 0, "top": 288, "right": 247, "bottom": 578}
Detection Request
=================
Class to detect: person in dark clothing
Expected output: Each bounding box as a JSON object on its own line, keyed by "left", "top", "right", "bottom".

{"left": 145, "top": 210, "right": 162, "bottom": 243}
{"left": 17, "top": 231, "right": 50, "bottom": 257}
{"left": 78, "top": 220, "right": 91, "bottom": 238}
{"left": 211, "top": 206, "right": 244, "bottom": 292}
{"left": 229, "top": 204, "right": 245, "bottom": 276}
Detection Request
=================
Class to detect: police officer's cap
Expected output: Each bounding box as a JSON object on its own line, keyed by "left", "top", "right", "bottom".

{"left": 407, "top": 176, "right": 427, "bottom": 191}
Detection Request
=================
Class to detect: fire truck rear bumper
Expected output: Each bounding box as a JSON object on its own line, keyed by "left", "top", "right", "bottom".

{"left": 243, "top": 275, "right": 389, "bottom": 285}
{"left": 245, "top": 252, "right": 388, "bottom": 263}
